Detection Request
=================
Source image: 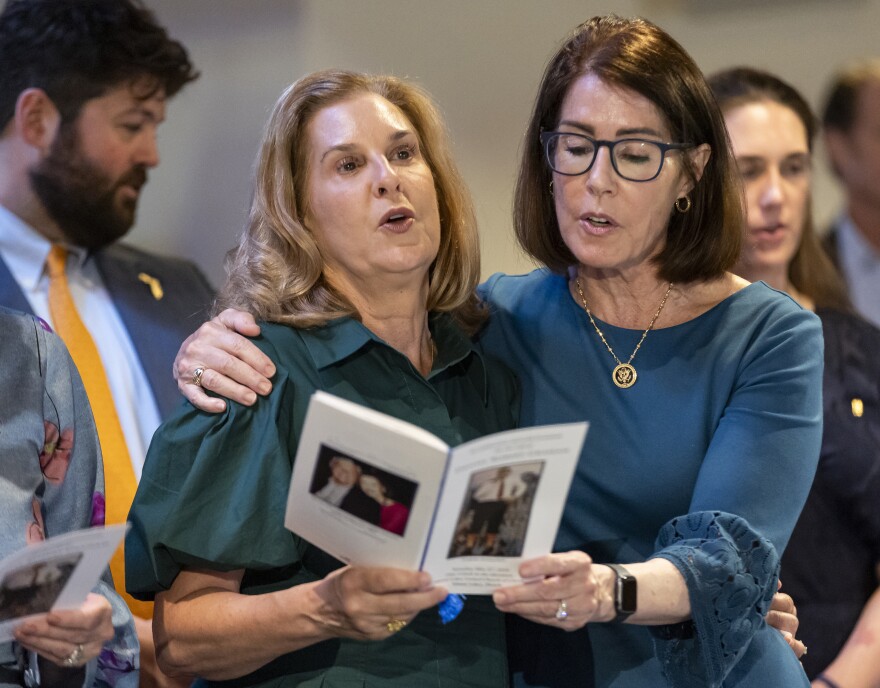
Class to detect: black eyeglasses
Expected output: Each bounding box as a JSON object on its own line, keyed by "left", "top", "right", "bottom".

{"left": 540, "top": 131, "right": 693, "bottom": 182}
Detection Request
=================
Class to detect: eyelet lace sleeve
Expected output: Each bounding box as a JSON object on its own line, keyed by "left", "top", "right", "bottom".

{"left": 651, "top": 510, "right": 781, "bottom": 688}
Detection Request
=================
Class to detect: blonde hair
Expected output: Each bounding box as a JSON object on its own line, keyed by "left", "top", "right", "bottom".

{"left": 216, "top": 70, "right": 486, "bottom": 333}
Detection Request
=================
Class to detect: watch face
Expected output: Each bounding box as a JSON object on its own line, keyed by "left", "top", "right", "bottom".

{"left": 617, "top": 576, "right": 637, "bottom": 614}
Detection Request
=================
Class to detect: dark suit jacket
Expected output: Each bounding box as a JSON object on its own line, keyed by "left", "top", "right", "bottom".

{"left": 339, "top": 485, "right": 381, "bottom": 525}
{"left": 782, "top": 307, "right": 880, "bottom": 677}
{"left": 0, "top": 242, "right": 214, "bottom": 418}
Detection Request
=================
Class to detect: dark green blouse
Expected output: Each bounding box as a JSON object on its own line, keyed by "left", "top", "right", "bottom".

{"left": 126, "top": 315, "right": 519, "bottom": 687}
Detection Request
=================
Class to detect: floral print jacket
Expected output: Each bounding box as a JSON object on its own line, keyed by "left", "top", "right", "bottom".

{"left": 0, "top": 307, "right": 138, "bottom": 687}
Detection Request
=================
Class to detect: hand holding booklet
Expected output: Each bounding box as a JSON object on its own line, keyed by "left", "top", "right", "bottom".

{"left": 0, "top": 524, "right": 126, "bottom": 642}
{"left": 284, "top": 391, "right": 587, "bottom": 594}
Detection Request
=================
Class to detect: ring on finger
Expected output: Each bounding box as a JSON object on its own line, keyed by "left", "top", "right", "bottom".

{"left": 386, "top": 618, "right": 407, "bottom": 633}
{"left": 62, "top": 643, "right": 85, "bottom": 667}
{"left": 555, "top": 599, "right": 569, "bottom": 621}
{"left": 191, "top": 367, "right": 205, "bottom": 387}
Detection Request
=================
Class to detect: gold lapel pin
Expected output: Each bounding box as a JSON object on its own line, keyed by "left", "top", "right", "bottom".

{"left": 137, "top": 272, "right": 164, "bottom": 301}
{"left": 851, "top": 398, "right": 864, "bottom": 418}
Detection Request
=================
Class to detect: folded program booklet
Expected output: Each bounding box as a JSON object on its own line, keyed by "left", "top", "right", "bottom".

{"left": 284, "top": 391, "right": 587, "bottom": 594}
{"left": 0, "top": 524, "right": 127, "bottom": 642}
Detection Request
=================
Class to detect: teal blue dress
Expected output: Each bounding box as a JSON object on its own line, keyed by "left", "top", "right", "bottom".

{"left": 477, "top": 272, "right": 823, "bottom": 688}
{"left": 126, "top": 315, "right": 519, "bottom": 687}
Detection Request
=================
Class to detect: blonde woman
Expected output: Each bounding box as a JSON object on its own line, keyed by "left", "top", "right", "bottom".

{"left": 125, "top": 71, "right": 518, "bottom": 686}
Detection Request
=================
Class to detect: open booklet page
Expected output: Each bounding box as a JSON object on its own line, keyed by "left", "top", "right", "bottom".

{"left": 0, "top": 524, "right": 126, "bottom": 642}
{"left": 285, "top": 392, "right": 587, "bottom": 593}
{"left": 422, "top": 423, "right": 586, "bottom": 592}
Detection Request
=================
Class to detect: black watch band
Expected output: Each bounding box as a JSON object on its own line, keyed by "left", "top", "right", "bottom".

{"left": 606, "top": 563, "right": 637, "bottom": 623}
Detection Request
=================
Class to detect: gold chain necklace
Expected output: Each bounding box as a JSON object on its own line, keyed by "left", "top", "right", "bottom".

{"left": 574, "top": 278, "right": 674, "bottom": 389}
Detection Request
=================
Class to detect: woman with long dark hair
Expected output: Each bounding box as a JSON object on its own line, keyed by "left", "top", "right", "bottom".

{"left": 710, "top": 66, "right": 880, "bottom": 688}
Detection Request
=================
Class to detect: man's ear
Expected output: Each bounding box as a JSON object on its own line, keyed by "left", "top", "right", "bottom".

{"left": 823, "top": 128, "right": 849, "bottom": 180}
{"left": 15, "top": 89, "right": 61, "bottom": 152}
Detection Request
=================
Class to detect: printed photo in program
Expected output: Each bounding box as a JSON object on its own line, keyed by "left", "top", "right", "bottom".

{"left": 309, "top": 444, "right": 418, "bottom": 537}
{"left": 448, "top": 461, "right": 545, "bottom": 558}
{"left": 0, "top": 552, "right": 82, "bottom": 622}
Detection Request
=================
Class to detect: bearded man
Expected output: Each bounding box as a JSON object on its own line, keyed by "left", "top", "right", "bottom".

{"left": 0, "top": 2, "right": 211, "bottom": 685}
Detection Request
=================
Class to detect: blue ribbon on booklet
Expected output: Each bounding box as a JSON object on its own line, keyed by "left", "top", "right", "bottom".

{"left": 438, "top": 593, "right": 466, "bottom": 624}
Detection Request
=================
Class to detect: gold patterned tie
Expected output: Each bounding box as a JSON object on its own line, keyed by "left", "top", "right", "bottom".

{"left": 46, "top": 245, "right": 152, "bottom": 619}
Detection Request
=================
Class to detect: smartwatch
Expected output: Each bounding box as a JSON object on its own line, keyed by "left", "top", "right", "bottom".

{"left": 606, "top": 563, "right": 637, "bottom": 622}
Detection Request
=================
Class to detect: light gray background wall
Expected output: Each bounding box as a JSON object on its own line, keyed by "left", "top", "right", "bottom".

{"left": 131, "top": 0, "right": 879, "bottom": 287}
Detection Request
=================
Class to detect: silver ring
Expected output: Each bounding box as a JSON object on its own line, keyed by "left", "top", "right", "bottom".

{"left": 555, "top": 599, "right": 568, "bottom": 621}
{"left": 62, "top": 643, "right": 85, "bottom": 666}
{"left": 191, "top": 367, "right": 205, "bottom": 387}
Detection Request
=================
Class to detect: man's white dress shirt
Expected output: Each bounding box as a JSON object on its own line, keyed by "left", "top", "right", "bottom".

{"left": 836, "top": 213, "right": 880, "bottom": 329}
{"left": 0, "top": 204, "right": 162, "bottom": 479}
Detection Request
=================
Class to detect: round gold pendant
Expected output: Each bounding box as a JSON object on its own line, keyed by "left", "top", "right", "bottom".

{"left": 612, "top": 363, "right": 637, "bottom": 388}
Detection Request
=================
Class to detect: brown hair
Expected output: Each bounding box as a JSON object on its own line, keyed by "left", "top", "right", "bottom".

{"left": 514, "top": 15, "right": 743, "bottom": 283}
{"left": 709, "top": 67, "right": 851, "bottom": 311}
{"left": 216, "top": 70, "right": 485, "bottom": 333}
{"left": 822, "top": 59, "right": 880, "bottom": 133}
{"left": 0, "top": 0, "right": 197, "bottom": 129}
{"left": 821, "top": 59, "right": 880, "bottom": 179}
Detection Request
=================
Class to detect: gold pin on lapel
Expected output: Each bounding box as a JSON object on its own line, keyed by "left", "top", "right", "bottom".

{"left": 852, "top": 397, "right": 864, "bottom": 418}
{"left": 137, "top": 272, "right": 164, "bottom": 300}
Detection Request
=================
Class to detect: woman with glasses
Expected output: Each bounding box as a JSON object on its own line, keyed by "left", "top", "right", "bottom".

{"left": 478, "top": 17, "right": 819, "bottom": 687}
{"left": 710, "top": 66, "right": 880, "bottom": 688}
{"left": 170, "top": 16, "right": 819, "bottom": 687}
